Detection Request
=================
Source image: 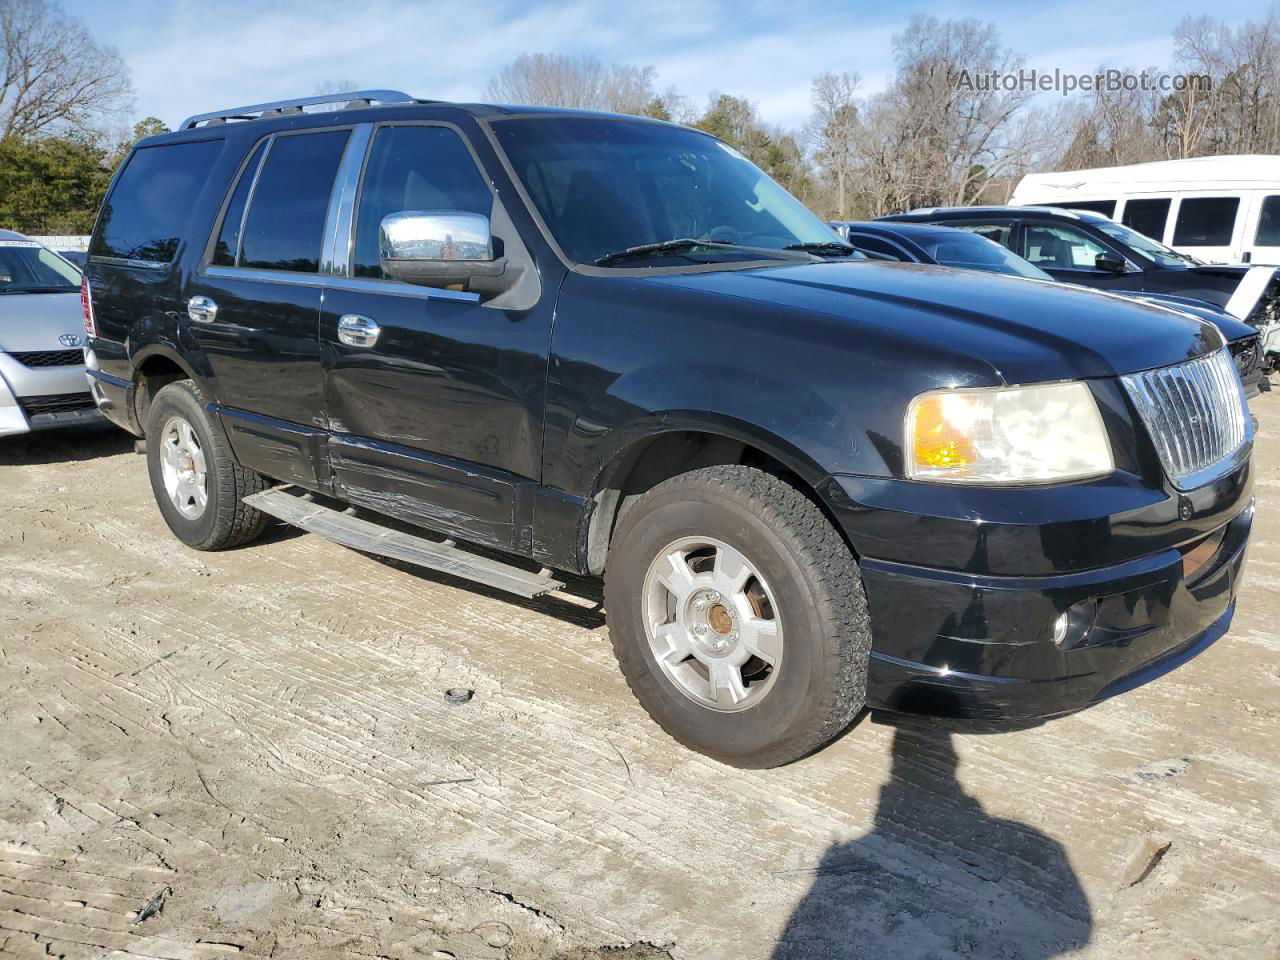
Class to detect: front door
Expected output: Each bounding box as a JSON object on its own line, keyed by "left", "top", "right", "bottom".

{"left": 185, "top": 128, "right": 351, "bottom": 488}
{"left": 320, "top": 122, "right": 553, "bottom": 552}
{"left": 1017, "top": 220, "right": 1139, "bottom": 293}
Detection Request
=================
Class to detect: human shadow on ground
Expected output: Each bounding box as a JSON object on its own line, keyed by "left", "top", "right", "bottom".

{"left": 772, "top": 710, "right": 1092, "bottom": 959}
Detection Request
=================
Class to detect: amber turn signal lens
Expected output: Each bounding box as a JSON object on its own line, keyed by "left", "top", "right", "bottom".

{"left": 911, "top": 394, "right": 976, "bottom": 469}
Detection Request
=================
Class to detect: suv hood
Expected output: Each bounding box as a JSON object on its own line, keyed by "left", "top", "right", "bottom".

{"left": 0, "top": 292, "right": 85, "bottom": 352}
{"left": 651, "top": 261, "right": 1223, "bottom": 383}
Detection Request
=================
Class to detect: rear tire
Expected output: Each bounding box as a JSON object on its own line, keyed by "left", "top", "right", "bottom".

{"left": 604, "top": 465, "right": 871, "bottom": 768}
{"left": 145, "top": 380, "right": 268, "bottom": 551}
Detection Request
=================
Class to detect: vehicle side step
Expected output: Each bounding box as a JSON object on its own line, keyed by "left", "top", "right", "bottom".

{"left": 243, "top": 488, "right": 565, "bottom": 599}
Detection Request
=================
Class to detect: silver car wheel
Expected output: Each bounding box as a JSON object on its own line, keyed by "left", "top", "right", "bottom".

{"left": 159, "top": 415, "right": 209, "bottom": 520}
{"left": 642, "top": 535, "right": 783, "bottom": 712}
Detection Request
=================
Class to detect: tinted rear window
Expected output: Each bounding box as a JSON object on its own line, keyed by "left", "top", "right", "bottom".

{"left": 240, "top": 131, "right": 349, "bottom": 272}
{"left": 1121, "top": 197, "right": 1171, "bottom": 241}
{"left": 212, "top": 139, "right": 268, "bottom": 267}
{"left": 90, "top": 140, "right": 223, "bottom": 264}
{"left": 1173, "top": 196, "right": 1239, "bottom": 246}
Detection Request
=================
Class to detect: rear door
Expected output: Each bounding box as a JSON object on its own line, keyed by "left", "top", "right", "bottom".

{"left": 185, "top": 128, "right": 352, "bottom": 488}
{"left": 318, "top": 122, "right": 554, "bottom": 552}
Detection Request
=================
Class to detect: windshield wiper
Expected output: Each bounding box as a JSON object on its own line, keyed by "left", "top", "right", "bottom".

{"left": 783, "top": 240, "right": 857, "bottom": 257}
{"left": 594, "top": 238, "right": 812, "bottom": 267}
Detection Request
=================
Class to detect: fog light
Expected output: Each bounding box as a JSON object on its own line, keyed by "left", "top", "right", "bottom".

{"left": 1052, "top": 599, "right": 1096, "bottom": 649}
{"left": 1052, "top": 611, "right": 1070, "bottom": 646}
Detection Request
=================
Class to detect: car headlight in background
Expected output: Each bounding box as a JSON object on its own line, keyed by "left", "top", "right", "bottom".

{"left": 905, "top": 381, "right": 1113, "bottom": 484}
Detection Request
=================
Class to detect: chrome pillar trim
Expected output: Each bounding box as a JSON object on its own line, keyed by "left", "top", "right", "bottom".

{"left": 321, "top": 123, "right": 374, "bottom": 278}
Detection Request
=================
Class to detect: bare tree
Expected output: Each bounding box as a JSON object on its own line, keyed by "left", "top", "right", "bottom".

{"left": 1171, "top": 12, "right": 1280, "bottom": 156}
{"left": 313, "top": 78, "right": 361, "bottom": 96}
{"left": 0, "top": 0, "right": 133, "bottom": 140}
{"left": 837, "top": 17, "right": 1048, "bottom": 214}
{"left": 807, "top": 72, "right": 860, "bottom": 218}
{"left": 485, "top": 53, "right": 656, "bottom": 115}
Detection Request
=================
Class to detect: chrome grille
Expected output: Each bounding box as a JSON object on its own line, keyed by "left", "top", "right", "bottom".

{"left": 1122, "top": 348, "right": 1248, "bottom": 488}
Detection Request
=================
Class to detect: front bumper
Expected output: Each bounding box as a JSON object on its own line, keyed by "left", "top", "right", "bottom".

{"left": 825, "top": 466, "right": 1253, "bottom": 720}
{"left": 0, "top": 352, "right": 102, "bottom": 437}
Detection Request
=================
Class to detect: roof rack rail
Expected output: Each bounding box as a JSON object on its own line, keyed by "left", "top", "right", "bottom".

{"left": 180, "top": 90, "right": 416, "bottom": 130}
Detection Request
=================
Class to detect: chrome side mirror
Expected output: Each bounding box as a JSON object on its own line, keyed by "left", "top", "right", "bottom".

{"left": 379, "top": 211, "right": 507, "bottom": 290}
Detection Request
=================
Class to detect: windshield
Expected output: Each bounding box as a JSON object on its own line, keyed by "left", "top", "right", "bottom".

{"left": 1093, "top": 220, "right": 1195, "bottom": 267}
{"left": 492, "top": 116, "right": 839, "bottom": 266}
{"left": 0, "top": 241, "right": 81, "bottom": 292}
{"left": 916, "top": 230, "right": 1052, "bottom": 281}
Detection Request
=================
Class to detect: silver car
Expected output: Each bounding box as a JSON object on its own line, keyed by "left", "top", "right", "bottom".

{"left": 0, "top": 230, "right": 104, "bottom": 437}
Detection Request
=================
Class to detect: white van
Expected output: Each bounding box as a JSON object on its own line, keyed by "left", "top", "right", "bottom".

{"left": 1010, "top": 155, "right": 1280, "bottom": 266}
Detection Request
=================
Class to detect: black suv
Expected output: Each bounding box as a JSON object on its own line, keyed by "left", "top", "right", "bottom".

{"left": 84, "top": 92, "right": 1254, "bottom": 767}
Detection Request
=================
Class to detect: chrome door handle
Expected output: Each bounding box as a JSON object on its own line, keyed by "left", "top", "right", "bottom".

{"left": 187, "top": 295, "right": 218, "bottom": 323}
{"left": 337, "top": 314, "right": 380, "bottom": 348}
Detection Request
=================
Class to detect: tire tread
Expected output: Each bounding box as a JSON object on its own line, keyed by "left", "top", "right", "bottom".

{"left": 607, "top": 464, "right": 871, "bottom": 767}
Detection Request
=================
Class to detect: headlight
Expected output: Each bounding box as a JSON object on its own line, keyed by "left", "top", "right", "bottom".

{"left": 905, "top": 381, "right": 1113, "bottom": 484}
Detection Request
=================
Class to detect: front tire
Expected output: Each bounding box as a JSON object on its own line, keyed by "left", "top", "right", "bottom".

{"left": 145, "top": 380, "right": 269, "bottom": 551}
{"left": 604, "top": 465, "right": 871, "bottom": 768}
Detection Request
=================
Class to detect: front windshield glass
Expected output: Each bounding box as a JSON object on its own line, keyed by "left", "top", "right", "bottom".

{"left": 0, "top": 241, "right": 81, "bottom": 292}
{"left": 492, "top": 116, "right": 839, "bottom": 266}
{"left": 1093, "top": 220, "right": 1194, "bottom": 267}
{"left": 916, "top": 231, "right": 1053, "bottom": 280}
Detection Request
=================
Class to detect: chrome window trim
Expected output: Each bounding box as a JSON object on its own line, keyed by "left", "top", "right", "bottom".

{"left": 87, "top": 255, "right": 167, "bottom": 271}
{"left": 320, "top": 124, "right": 374, "bottom": 277}
{"left": 202, "top": 265, "right": 479, "bottom": 302}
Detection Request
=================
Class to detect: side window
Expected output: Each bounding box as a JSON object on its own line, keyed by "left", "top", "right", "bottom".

{"left": 239, "top": 131, "right": 350, "bottom": 272}
{"left": 1022, "top": 223, "right": 1108, "bottom": 270}
{"left": 947, "top": 222, "right": 1014, "bottom": 250}
{"left": 353, "top": 125, "right": 493, "bottom": 279}
{"left": 212, "top": 140, "right": 268, "bottom": 266}
{"left": 90, "top": 140, "right": 223, "bottom": 264}
{"left": 847, "top": 234, "right": 909, "bottom": 261}
{"left": 1122, "top": 198, "right": 1171, "bottom": 241}
{"left": 1173, "top": 197, "right": 1240, "bottom": 246}
{"left": 1255, "top": 195, "right": 1280, "bottom": 246}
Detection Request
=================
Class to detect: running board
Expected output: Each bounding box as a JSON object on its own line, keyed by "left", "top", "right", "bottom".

{"left": 243, "top": 488, "right": 565, "bottom": 599}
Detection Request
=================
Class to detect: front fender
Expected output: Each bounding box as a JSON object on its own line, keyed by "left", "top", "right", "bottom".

{"left": 584, "top": 361, "right": 853, "bottom": 492}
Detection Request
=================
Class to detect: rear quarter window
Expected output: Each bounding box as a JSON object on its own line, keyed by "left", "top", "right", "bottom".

{"left": 90, "top": 139, "right": 224, "bottom": 264}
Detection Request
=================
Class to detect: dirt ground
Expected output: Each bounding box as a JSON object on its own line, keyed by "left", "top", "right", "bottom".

{"left": 2, "top": 399, "right": 1279, "bottom": 960}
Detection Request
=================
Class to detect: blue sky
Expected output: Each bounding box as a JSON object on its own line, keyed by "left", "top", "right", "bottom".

{"left": 65, "top": 0, "right": 1267, "bottom": 131}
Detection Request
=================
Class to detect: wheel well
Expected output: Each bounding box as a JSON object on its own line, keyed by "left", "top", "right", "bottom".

{"left": 585, "top": 430, "right": 835, "bottom": 575}
{"left": 133, "top": 356, "right": 189, "bottom": 433}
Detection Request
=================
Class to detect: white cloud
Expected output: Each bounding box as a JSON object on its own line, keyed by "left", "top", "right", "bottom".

{"left": 68, "top": 0, "right": 1257, "bottom": 132}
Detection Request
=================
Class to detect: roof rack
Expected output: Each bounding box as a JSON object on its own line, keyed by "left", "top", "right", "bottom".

{"left": 180, "top": 90, "right": 416, "bottom": 130}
